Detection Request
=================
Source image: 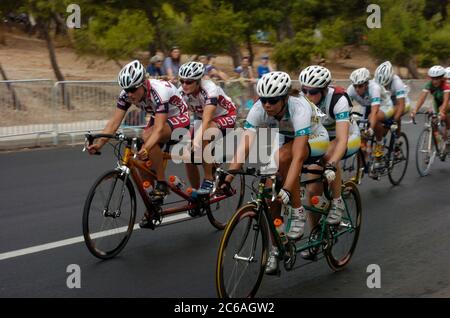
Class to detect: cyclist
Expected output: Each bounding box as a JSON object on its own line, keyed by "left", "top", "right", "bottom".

{"left": 86, "top": 60, "right": 190, "bottom": 227}
{"left": 346, "top": 67, "right": 394, "bottom": 159}
{"left": 178, "top": 61, "right": 237, "bottom": 195}
{"left": 445, "top": 67, "right": 450, "bottom": 85}
{"left": 299, "top": 65, "right": 360, "bottom": 232}
{"left": 219, "top": 71, "right": 329, "bottom": 274}
{"left": 374, "top": 61, "right": 411, "bottom": 132}
{"left": 411, "top": 65, "right": 450, "bottom": 149}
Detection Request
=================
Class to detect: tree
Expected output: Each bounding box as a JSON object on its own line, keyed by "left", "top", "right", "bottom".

{"left": 74, "top": 7, "right": 154, "bottom": 68}
{"left": 366, "top": 1, "right": 429, "bottom": 78}
{"left": 180, "top": 3, "right": 247, "bottom": 67}
{"left": 272, "top": 29, "right": 326, "bottom": 73}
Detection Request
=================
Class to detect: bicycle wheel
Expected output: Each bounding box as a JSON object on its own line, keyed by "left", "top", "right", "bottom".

{"left": 324, "top": 181, "right": 362, "bottom": 271}
{"left": 83, "top": 169, "right": 136, "bottom": 259}
{"left": 216, "top": 203, "right": 269, "bottom": 298}
{"left": 387, "top": 132, "right": 409, "bottom": 185}
{"left": 341, "top": 151, "right": 363, "bottom": 184}
{"left": 207, "top": 168, "right": 245, "bottom": 230}
{"left": 416, "top": 128, "right": 435, "bottom": 177}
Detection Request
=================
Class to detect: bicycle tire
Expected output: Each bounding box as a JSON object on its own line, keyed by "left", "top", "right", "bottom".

{"left": 387, "top": 132, "right": 409, "bottom": 185}
{"left": 415, "top": 128, "right": 435, "bottom": 177}
{"left": 83, "top": 169, "right": 136, "bottom": 260}
{"left": 207, "top": 171, "right": 245, "bottom": 230}
{"left": 324, "top": 181, "right": 362, "bottom": 271}
{"left": 216, "top": 203, "right": 269, "bottom": 298}
{"left": 341, "top": 149, "right": 364, "bottom": 184}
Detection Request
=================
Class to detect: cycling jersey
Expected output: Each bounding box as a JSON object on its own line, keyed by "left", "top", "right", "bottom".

{"left": 244, "top": 95, "right": 329, "bottom": 159}
{"left": 117, "top": 79, "right": 188, "bottom": 118}
{"left": 179, "top": 79, "right": 237, "bottom": 119}
{"left": 312, "top": 86, "right": 351, "bottom": 136}
{"left": 386, "top": 74, "right": 410, "bottom": 105}
{"left": 423, "top": 81, "right": 450, "bottom": 111}
{"left": 347, "top": 80, "right": 393, "bottom": 119}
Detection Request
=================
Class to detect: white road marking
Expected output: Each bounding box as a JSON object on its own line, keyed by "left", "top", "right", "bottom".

{"left": 0, "top": 212, "right": 193, "bottom": 261}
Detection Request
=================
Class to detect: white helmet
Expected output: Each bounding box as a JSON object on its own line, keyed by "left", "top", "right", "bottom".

{"left": 299, "top": 65, "right": 332, "bottom": 88}
{"left": 445, "top": 67, "right": 450, "bottom": 79}
{"left": 118, "top": 60, "right": 145, "bottom": 89}
{"left": 427, "top": 65, "right": 445, "bottom": 78}
{"left": 179, "top": 61, "right": 205, "bottom": 80}
{"left": 375, "top": 61, "right": 394, "bottom": 86}
{"left": 257, "top": 71, "right": 291, "bottom": 97}
{"left": 350, "top": 68, "right": 370, "bottom": 85}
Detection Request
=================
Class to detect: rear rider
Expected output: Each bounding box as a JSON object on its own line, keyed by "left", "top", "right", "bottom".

{"left": 178, "top": 62, "right": 237, "bottom": 195}
{"left": 299, "top": 65, "right": 360, "bottom": 228}
{"left": 374, "top": 61, "right": 411, "bottom": 132}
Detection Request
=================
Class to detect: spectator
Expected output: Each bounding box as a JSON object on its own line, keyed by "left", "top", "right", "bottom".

{"left": 234, "top": 56, "right": 256, "bottom": 113}
{"left": 146, "top": 55, "right": 165, "bottom": 77}
{"left": 163, "top": 46, "right": 181, "bottom": 81}
{"left": 205, "top": 54, "right": 229, "bottom": 82}
{"left": 234, "top": 56, "right": 255, "bottom": 82}
{"left": 257, "top": 54, "right": 273, "bottom": 79}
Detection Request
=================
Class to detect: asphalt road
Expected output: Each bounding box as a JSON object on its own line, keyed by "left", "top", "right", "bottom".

{"left": 0, "top": 116, "right": 449, "bottom": 298}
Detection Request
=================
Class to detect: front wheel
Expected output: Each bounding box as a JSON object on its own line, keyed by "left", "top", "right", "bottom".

{"left": 415, "top": 128, "right": 435, "bottom": 177}
{"left": 82, "top": 169, "right": 136, "bottom": 260}
{"left": 216, "top": 203, "right": 269, "bottom": 298}
{"left": 324, "top": 181, "right": 362, "bottom": 271}
{"left": 387, "top": 132, "right": 409, "bottom": 185}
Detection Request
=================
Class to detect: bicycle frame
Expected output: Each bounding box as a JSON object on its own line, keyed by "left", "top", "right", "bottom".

{"left": 118, "top": 146, "right": 231, "bottom": 219}
{"left": 250, "top": 173, "right": 357, "bottom": 263}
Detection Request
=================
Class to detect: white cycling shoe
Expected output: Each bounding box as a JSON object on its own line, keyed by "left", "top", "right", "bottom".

{"left": 286, "top": 210, "right": 306, "bottom": 240}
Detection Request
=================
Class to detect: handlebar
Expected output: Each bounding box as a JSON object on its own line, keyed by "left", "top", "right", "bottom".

{"left": 82, "top": 132, "right": 144, "bottom": 156}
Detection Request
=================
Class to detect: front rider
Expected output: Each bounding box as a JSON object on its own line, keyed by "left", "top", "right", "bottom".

{"left": 220, "top": 72, "right": 329, "bottom": 274}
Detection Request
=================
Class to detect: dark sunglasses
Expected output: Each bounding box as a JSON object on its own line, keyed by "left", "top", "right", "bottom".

{"left": 353, "top": 83, "right": 366, "bottom": 89}
{"left": 124, "top": 84, "right": 142, "bottom": 93}
{"left": 180, "top": 79, "right": 195, "bottom": 85}
{"left": 301, "top": 87, "right": 321, "bottom": 95}
{"left": 260, "top": 96, "right": 284, "bottom": 105}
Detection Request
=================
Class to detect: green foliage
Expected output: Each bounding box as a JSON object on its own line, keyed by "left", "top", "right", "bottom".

{"left": 272, "top": 29, "right": 326, "bottom": 72}
{"left": 366, "top": 1, "right": 429, "bottom": 66}
{"left": 74, "top": 8, "right": 154, "bottom": 61}
{"left": 179, "top": 3, "right": 247, "bottom": 55}
{"left": 425, "top": 20, "right": 450, "bottom": 64}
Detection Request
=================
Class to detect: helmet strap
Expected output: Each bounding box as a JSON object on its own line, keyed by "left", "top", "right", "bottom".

{"left": 274, "top": 96, "right": 288, "bottom": 120}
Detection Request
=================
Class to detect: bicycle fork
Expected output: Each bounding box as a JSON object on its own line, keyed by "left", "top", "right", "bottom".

{"left": 103, "top": 165, "right": 130, "bottom": 218}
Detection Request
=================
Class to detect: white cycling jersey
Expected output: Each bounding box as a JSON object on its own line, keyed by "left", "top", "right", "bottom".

{"left": 312, "top": 87, "right": 350, "bottom": 131}
{"left": 179, "top": 79, "right": 236, "bottom": 119}
{"left": 346, "top": 80, "right": 392, "bottom": 115}
{"left": 117, "top": 79, "right": 188, "bottom": 117}
{"left": 244, "top": 95, "right": 329, "bottom": 160}
{"left": 385, "top": 74, "right": 410, "bottom": 105}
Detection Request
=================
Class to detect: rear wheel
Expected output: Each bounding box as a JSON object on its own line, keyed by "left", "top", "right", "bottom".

{"left": 216, "top": 203, "right": 269, "bottom": 298}
{"left": 207, "top": 167, "right": 245, "bottom": 230}
{"left": 415, "top": 128, "right": 435, "bottom": 177}
{"left": 324, "top": 181, "right": 362, "bottom": 271}
{"left": 83, "top": 169, "right": 136, "bottom": 259}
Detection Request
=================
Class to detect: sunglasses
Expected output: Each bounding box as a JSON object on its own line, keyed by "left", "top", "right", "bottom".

{"left": 260, "top": 96, "right": 284, "bottom": 105}
{"left": 301, "top": 87, "right": 321, "bottom": 95}
{"left": 353, "top": 83, "right": 366, "bottom": 89}
{"left": 124, "top": 84, "right": 142, "bottom": 93}
{"left": 180, "top": 79, "right": 195, "bottom": 85}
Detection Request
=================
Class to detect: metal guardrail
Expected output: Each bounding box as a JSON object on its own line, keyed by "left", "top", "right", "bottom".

{"left": 0, "top": 78, "right": 433, "bottom": 146}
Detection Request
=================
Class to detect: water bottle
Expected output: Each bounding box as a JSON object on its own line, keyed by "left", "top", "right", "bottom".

{"left": 310, "top": 193, "right": 330, "bottom": 211}
{"left": 187, "top": 187, "right": 198, "bottom": 199}
{"left": 169, "top": 175, "right": 185, "bottom": 190}
{"left": 274, "top": 217, "right": 288, "bottom": 245}
{"left": 143, "top": 180, "right": 153, "bottom": 197}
